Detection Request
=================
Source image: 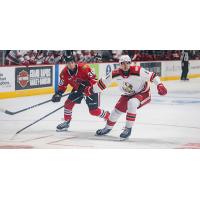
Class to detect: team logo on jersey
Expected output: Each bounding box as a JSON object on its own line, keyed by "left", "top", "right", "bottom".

{"left": 17, "top": 70, "right": 29, "bottom": 88}
{"left": 122, "top": 82, "right": 133, "bottom": 93}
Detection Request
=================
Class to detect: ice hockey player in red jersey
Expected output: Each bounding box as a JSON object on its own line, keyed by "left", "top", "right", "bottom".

{"left": 51, "top": 56, "right": 110, "bottom": 131}
{"left": 92, "top": 55, "right": 167, "bottom": 139}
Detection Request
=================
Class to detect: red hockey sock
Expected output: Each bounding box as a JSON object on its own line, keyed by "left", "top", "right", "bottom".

{"left": 89, "top": 108, "right": 110, "bottom": 120}
{"left": 64, "top": 99, "right": 75, "bottom": 121}
{"left": 106, "top": 119, "right": 116, "bottom": 129}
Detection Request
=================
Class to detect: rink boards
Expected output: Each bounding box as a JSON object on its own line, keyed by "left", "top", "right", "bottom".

{"left": 1, "top": 60, "right": 200, "bottom": 99}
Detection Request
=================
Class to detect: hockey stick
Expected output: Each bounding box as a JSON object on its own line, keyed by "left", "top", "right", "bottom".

{"left": 13, "top": 95, "right": 83, "bottom": 136}
{"left": 0, "top": 93, "right": 70, "bottom": 115}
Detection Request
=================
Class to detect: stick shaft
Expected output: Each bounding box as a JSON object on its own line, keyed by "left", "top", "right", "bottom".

{"left": 15, "top": 95, "right": 82, "bottom": 135}
{"left": 1, "top": 93, "right": 70, "bottom": 115}
{"left": 16, "top": 105, "right": 64, "bottom": 134}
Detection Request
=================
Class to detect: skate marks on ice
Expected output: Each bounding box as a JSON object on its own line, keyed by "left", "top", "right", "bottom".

{"left": 0, "top": 129, "right": 73, "bottom": 148}
{"left": 88, "top": 135, "right": 179, "bottom": 148}
{"left": 48, "top": 130, "right": 96, "bottom": 148}
{"left": 0, "top": 129, "right": 96, "bottom": 149}
{"left": 88, "top": 135, "right": 127, "bottom": 142}
{"left": 0, "top": 144, "right": 34, "bottom": 149}
{"left": 46, "top": 132, "right": 93, "bottom": 148}
{"left": 0, "top": 128, "right": 198, "bottom": 149}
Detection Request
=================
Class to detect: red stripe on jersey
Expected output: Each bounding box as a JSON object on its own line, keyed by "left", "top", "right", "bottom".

{"left": 97, "top": 82, "right": 104, "bottom": 90}
{"left": 98, "top": 79, "right": 106, "bottom": 89}
{"left": 112, "top": 70, "right": 121, "bottom": 78}
{"left": 150, "top": 72, "right": 157, "bottom": 82}
{"left": 97, "top": 79, "right": 106, "bottom": 90}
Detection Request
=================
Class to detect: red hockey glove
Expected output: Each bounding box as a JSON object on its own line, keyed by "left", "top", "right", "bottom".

{"left": 84, "top": 86, "right": 93, "bottom": 96}
{"left": 157, "top": 83, "right": 167, "bottom": 96}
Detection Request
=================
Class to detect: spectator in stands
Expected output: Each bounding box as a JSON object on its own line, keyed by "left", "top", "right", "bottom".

{"left": 3, "top": 50, "right": 200, "bottom": 65}
{"left": 172, "top": 50, "right": 180, "bottom": 60}
{"left": 101, "top": 50, "right": 113, "bottom": 62}
{"left": 112, "top": 50, "right": 123, "bottom": 62}
{"left": 6, "top": 50, "right": 30, "bottom": 66}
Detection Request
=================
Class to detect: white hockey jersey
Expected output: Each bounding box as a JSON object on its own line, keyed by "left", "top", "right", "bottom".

{"left": 93, "top": 66, "right": 161, "bottom": 96}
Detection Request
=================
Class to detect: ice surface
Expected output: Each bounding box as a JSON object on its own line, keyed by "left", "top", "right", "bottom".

{"left": 0, "top": 79, "right": 200, "bottom": 148}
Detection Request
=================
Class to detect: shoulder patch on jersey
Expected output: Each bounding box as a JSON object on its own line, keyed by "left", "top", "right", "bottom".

{"left": 130, "top": 66, "right": 141, "bottom": 76}
{"left": 82, "top": 64, "right": 90, "bottom": 70}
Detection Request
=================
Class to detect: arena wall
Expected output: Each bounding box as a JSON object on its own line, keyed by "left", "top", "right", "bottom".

{"left": 0, "top": 65, "right": 55, "bottom": 99}
{"left": 1, "top": 60, "right": 200, "bottom": 99}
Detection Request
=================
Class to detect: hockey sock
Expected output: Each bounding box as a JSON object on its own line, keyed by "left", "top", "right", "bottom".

{"left": 89, "top": 108, "right": 110, "bottom": 120}
{"left": 126, "top": 113, "right": 136, "bottom": 128}
{"left": 126, "top": 98, "right": 140, "bottom": 128}
{"left": 106, "top": 108, "right": 123, "bottom": 129}
{"left": 64, "top": 99, "right": 75, "bottom": 121}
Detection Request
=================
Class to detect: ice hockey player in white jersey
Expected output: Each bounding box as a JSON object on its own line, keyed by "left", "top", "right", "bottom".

{"left": 93, "top": 55, "right": 167, "bottom": 139}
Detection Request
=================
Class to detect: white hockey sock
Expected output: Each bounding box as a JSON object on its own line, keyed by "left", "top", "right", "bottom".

{"left": 106, "top": 108, "right": 123, "bottom": 129}
{"left": 125, "top": 98, "right": 140, "bottom": 128}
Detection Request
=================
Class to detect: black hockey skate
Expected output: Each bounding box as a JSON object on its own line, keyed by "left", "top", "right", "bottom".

{"left": 96, "top": 127, "right": 111, "bottom": 136}
{"left": 56, "top": 120, "right": 70, "bottom": 132}
{"left": 120, "top": 127, "right": 132, "bottom": 139}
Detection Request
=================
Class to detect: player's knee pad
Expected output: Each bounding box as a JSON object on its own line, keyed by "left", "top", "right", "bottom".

{"left": 127, "top": 98, "right": 140, "bottom": 112}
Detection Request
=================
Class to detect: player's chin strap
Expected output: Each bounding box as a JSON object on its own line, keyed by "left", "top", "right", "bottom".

{"left": 0, "top": 92, "right": 71, "bottom": 115}
{"left": 11, "top": 95, "right": 83, "bottom": 139}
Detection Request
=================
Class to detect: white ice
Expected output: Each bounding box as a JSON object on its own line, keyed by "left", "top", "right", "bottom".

{"left": 0, "top": 78, "right": 200, "bottom": 148}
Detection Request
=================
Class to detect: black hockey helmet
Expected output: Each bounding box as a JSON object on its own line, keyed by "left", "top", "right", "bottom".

{"left": 65, "top": 55, "right": 75, "bottom": 63}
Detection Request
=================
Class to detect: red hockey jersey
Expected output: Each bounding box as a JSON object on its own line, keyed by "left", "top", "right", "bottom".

{"left": 58, "top": 63, "right": 97, "bottom": 93}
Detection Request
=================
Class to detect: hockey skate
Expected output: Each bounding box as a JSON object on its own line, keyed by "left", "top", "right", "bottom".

{"left": 96, "top": 127, "right": 111, "bottom": 136}
{"left": 56, "top": 120, "right": 70, "bottom": 132}
{"left": 120, "top": 127, "right": 132, "bottom": 139}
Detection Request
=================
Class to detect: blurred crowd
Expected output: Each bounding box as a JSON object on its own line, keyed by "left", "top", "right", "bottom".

{"left": 3, "top": 50, "right": 200, "bottom": 66}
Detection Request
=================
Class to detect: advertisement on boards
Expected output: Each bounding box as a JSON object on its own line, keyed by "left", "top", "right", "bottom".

{"left": 0, "top": 67, "right": 15, "bottom": 92}
{"left": 15, "top": 66, "right": 53, "bottom": 90}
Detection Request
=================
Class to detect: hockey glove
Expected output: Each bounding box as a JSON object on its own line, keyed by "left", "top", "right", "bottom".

{"left": 52, "top": 91, "right": 63, "bottom": 102}
{"left": 157, "top": 83, "right": 167, "bottom": 96}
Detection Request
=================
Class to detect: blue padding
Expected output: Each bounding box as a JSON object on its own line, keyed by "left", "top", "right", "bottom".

{"left": 54, "top": 64, "right": 59, "bottom": 92}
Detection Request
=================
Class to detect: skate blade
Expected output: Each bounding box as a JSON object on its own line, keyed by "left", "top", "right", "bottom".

{"left": 89, "top": 135, "right": 128, "bottom": 142}
{"left": 56, "top": 128, "right": 69, "bottom": 132}
{"left": 119, "top": 137, "right": 129, "bottom": 141}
